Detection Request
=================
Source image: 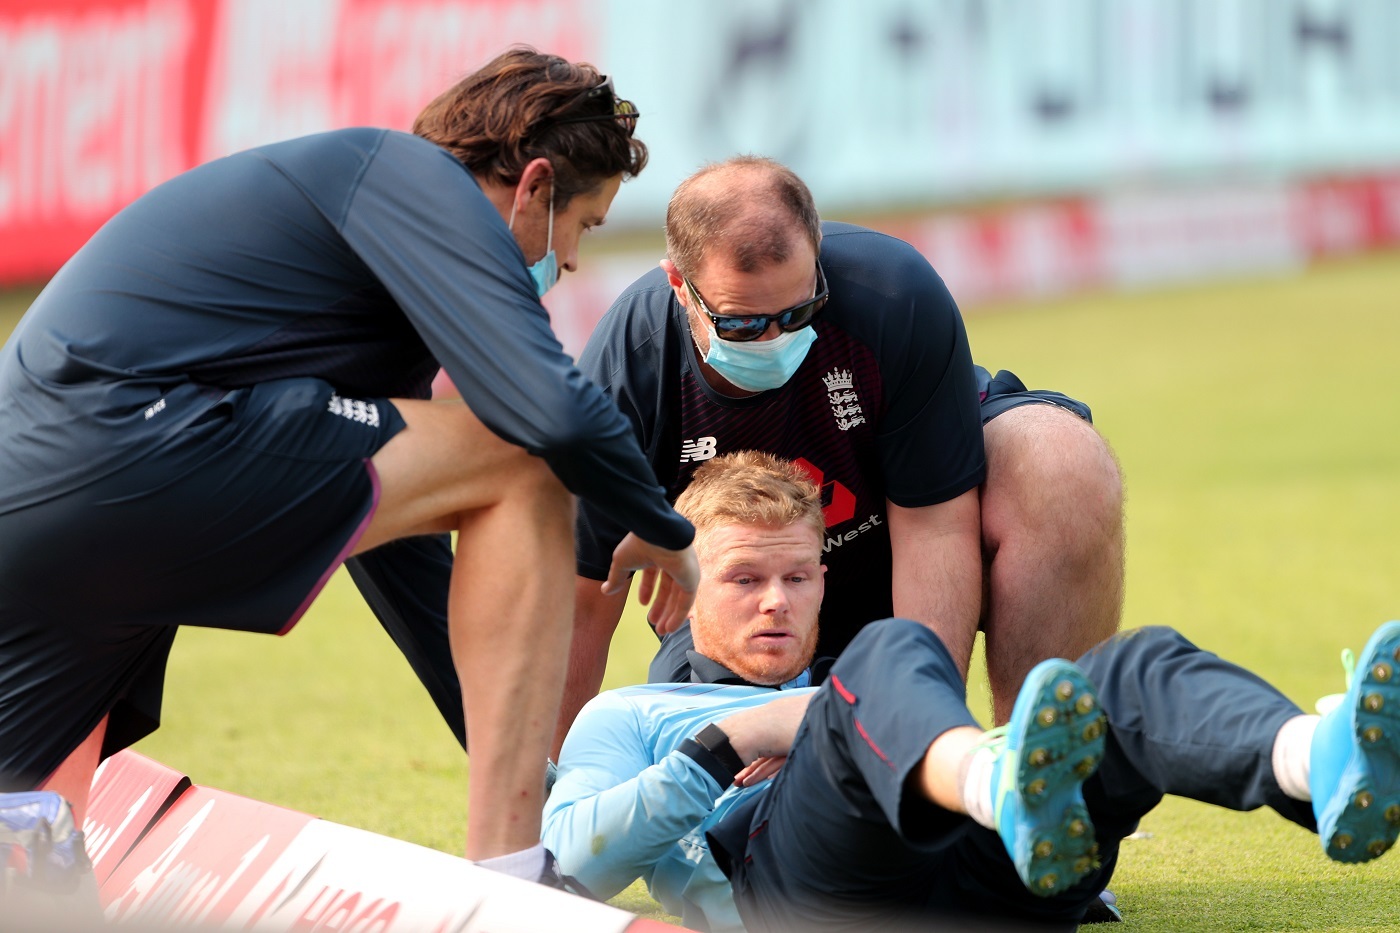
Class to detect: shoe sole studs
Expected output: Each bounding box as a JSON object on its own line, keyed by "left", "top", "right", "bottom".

{"left": 1325, "top": 627, "right": 1400, "bottom": 864}
{"left": 1010, "top": 663, "right": 1105, "bottom": 897}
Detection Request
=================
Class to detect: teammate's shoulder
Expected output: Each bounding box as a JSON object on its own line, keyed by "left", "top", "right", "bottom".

{"left": 584, "top": 266, "right": 681, "bottom": 356}
{"left": 820, "top": 221, "right": 935, "bottom": 274}
{"left": 608, "top": 266, "right": 675, "bottom": 319}
{"left": 250, "top": 127, "right": 387, "bottom": 160}
{"left": 256, "top": 129, "right": 466, "bottom": 177}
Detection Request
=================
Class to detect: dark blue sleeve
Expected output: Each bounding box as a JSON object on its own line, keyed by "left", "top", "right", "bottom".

{"left": 646, "top": 623, "right": 695, "bottom": 684}
{"left": 339, "top": 134, "right": 692, "bottom": 551}
{"left": 572, "top": 271, "right": 686, "bottom": 579}
{"left": 822, "top": 225, "right": 985, "bottom": 508}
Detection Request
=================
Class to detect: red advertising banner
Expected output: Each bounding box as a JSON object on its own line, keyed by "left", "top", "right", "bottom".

{"left": 0, "top": 0, "right": 217, "bottom": 281}
{"left": 1297, "top": 174, "right": 1400, "bottom": 259}
{"left": 100, "top": 785, "right": 315, "bottom": 927}
{"left": 0, "top": 0, "right": 594, "bottom": 283}
{"left": 82, "top": 750, "right": 191, "bottom": 885}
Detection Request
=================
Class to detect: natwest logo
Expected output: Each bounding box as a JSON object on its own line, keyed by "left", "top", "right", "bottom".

{"left": 793, "top": 458, "right": 856, "bottom": 527}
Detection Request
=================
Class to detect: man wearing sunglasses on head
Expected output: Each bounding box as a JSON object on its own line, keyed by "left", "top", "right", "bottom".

{"left": 0, "top": 46, "right": 696, "bottom": 891}
{"left": 562, "top": 155, "right": 1124, "bottom": 750}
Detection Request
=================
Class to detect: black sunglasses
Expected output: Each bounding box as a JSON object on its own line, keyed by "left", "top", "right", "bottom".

{"left": 685, "top": 263, "right": 829, "bottom": 342}
{"left": 551, "top": 75, "right": 639, "bottom": 136}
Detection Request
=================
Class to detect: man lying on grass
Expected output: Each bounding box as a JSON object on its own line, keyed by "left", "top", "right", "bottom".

{"left": 542, "top": 450, "right": 1400, "bottom": 932}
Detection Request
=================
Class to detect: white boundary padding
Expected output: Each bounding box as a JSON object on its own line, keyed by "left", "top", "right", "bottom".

{"left": 92, "top": 770, "right": 696, "bottom": 931}
{"left": 215, "top": 818, "right": 661, "bottom": 932}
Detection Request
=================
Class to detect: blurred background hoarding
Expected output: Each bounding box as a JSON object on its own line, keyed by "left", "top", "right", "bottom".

{"left": 3, "top": 0, "right": 1398, "bottom": 343}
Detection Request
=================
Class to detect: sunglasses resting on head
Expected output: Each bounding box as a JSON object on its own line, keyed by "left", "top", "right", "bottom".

{"left": 549, "top": 75, "right": 639, "bottom": 136}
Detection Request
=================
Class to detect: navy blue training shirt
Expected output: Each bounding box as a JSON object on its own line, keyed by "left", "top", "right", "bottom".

{"left": 0, "top": 128, "right": 692, "bottom": 551}
{"left": 575, "top": 222, "right": 984, "bottom": 659}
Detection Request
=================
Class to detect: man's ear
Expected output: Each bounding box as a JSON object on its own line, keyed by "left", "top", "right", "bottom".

{"left": 660, "top": 258, "right": 689, "bottom": 307}
{"left": 514, "top": 157, "right": 555, "bottom": 209}
{"left": 659, "top": 258, "right": 684, "bottom": 289}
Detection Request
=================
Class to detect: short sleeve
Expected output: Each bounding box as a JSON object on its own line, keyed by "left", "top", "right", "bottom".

{"left": 821, "top": 226, "right": 986, "bottom": 508}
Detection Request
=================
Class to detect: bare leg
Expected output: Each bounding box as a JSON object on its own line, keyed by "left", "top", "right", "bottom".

{"left": 915, "top": 725, "right": 984, "bottom": 811}
{"left": 361, "top": 399, "right": 576, "bottom": 861}
{"left": 37, "top": 715, "right": 108, "bottom": 826}
{"left": 450, "top": 462, "right": 574, "bottom": 859}
{"left": 981, "top": 405, "right": 1124, "bottom": 724}
{"left": 553, "top": 580, "right": 629, "bottom": 759}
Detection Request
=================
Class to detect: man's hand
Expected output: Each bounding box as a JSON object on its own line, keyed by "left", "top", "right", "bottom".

{"left": 718, "top": 694, "right": 813, "bottom": 767}
{"left": 734, "top": 756, "right": 787, "bottom": 787}
{"left": 601, "top": 532, "right": 700, "bottom": 634}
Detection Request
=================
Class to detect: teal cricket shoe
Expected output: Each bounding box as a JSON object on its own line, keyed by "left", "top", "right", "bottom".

{"left": 989, "top": 658, "right": 1107, "bottom": 896}
{"left": 1310, "top": 620, "right": 1400, "bottom": 863}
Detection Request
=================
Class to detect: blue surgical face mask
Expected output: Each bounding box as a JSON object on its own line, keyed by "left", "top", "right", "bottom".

{"left": 509, "top": 187, "right": 558, "bottom": 298}
{"left": 697, "top": 315, "right": 819, "bottom": 392}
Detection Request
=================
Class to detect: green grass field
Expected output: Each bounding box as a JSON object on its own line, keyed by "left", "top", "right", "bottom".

{"left": 2, "top": 252, "right": 1398, "bottom": 930}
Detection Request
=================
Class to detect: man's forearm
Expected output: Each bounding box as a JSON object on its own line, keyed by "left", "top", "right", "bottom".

{"left": 888, "top": 489, "right": 984, "bottom": 679}
{"left": 717, "top": 694, "right": 813, "bottom": 763}
{"left": 553, "top": 577, "right": 630, "bottom": 758}
{"left": 543, "top": 752, "right": 733, "bottom": 898}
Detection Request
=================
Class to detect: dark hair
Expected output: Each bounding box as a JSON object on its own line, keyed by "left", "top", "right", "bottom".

{"left": 413, "top": 46, "right": 647, "bottom": 208}
{"left": 665, "top": 155, "right": 821, "bottom": 279}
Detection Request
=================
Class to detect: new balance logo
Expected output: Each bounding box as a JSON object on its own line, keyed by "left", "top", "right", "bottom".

{"left": 328, "top": 393, "right": 380, "bottom": 427}
{"left": 680, "top": 436, "right": 718, "bottom": 462}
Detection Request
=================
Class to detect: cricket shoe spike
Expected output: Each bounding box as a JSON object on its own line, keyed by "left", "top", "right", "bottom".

{"left": 1311, "top": 620, "right": 1400, "bottom": 863}
{"left": 987, "top": 658, "right": 1106, "bottom": 896}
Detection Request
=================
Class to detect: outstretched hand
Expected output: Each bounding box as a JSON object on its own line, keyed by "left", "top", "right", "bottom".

{"left": 602, "top": 532, "right": 700, "bottom": 635}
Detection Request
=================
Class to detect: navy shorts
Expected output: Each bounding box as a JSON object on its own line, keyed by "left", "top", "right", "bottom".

{"left": 0, "top": 377, "right": 406, "bottom": 789}
{"left": 975, "top": 365, "right": 1092, "bottom": 425}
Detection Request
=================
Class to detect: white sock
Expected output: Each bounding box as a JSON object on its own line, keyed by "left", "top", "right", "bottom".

{"left": 475, "top": 842, "right": 546, "bottom": 881}
{"left": 961, "top": 744, "right": 999, "bottom": 830}
{"left": 1272, "top": 714, "right": 1320, "bottom": 801}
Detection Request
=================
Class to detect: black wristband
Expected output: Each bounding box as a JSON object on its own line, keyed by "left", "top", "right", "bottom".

{"left": 679, "top": 722, "right": 746, "bottom": 787}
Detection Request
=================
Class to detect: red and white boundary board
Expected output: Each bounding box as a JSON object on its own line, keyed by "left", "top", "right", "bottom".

{"left": 82, "top": 750, "right": 191, "bottom": 885}
{"left": 95, "top": 781, "right": 693, "bottom": 931}
{"left": 220, "top": 819, "right": 665, "bottom": 932}
{"left": 100, "top": 785, "right": 315, "bottom": 928}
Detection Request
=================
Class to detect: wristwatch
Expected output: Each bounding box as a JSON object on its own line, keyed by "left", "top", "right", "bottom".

{"left": 680, "top": 722, "right": 746, "bottom": 786}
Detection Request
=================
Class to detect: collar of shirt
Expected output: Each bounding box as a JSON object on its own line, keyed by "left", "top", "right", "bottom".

{"left": 685, "top": 650, "right": 811, "bottom": 690}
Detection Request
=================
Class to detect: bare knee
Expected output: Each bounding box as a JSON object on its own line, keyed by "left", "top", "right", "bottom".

{"left": 982, "top": 404, "right": 1123, "bottom": 557}
{"left": 497, "top": 449, "right": 575, "bottom": 523}
{"left": 360, "top": 399, "right": 573, "bottom": 550}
